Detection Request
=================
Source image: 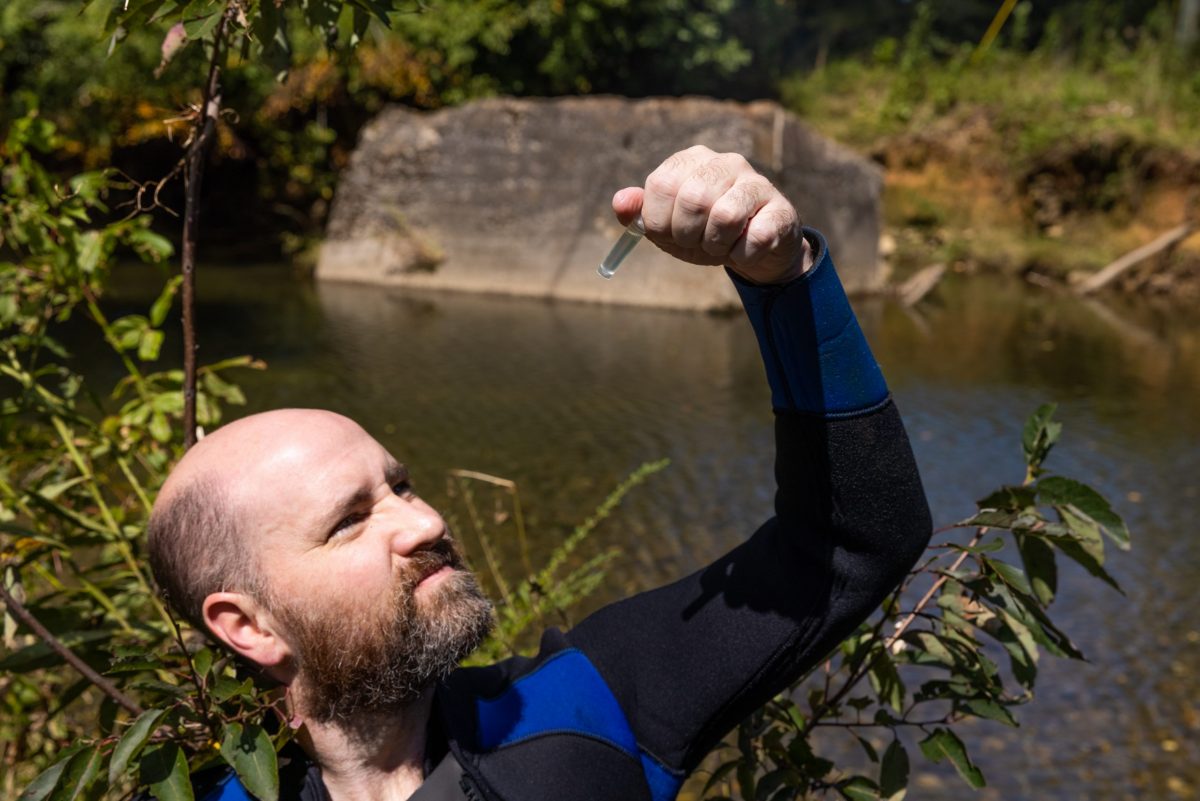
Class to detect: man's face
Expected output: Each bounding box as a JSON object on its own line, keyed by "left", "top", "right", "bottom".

{"left": 268, "top": 535, "right": 493, "bottom": 723}
{"left": 224, "top": 412, "right": 494, "bottom": 722}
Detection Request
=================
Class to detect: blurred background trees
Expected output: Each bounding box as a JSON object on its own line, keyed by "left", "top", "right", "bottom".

{"left": 3, "top": 0, "right": 1195, "bottom": 262}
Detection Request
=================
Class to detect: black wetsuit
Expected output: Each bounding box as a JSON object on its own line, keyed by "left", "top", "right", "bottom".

{"left": 202, "top": 230, "right": 932, "bottom": 801}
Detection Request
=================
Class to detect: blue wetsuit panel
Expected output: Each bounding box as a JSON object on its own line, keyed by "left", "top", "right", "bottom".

{"left": 475, "top": 649, "right": 636, "bottom": 752}
{"left": 474, "top": 647, "right": 683, "bottom": 801}
{"left": 201, "top": 774, "right": 253, "bottom": 801}
{"left": 728, "top": 228, "right": 889, "bottom": 416}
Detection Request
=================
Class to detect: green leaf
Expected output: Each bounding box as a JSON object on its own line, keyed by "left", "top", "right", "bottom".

{"left": 973, "top": 575, "right": 1084, "bottom": 660}
{"left": 962, "top": 697, "right": 1018, "bottom": 727}
{"left": 129, "top": 228, "right": 174, "bottom": 263}
{"left": 984, "top": 558, "right": 1034, "bottom": 599}
{"left": 110, "top": 315, "right": 150, "bottom": 351}
{"left": 838, "top": 776, "right": 880, "bottom": 801}
{"left": 1016, "top": 533, "right": 1057, "bottom": 606}
{"left": 1038, "top": 476, "right": 1130, "bottom": 550}
{"left": 854, "top": 734, "right": 880, "bottom": 763}
{"left": 49, "top": 746, "right": 102, "bottom": 801}
{"left": 68, "top": 171, "right": 111, "bottom": 203}
{"left": 38, "top": 475, "right": 90, "bottom": 501}
{"left": 958, "top": 509, "right": 1034, "bottom": 530}
{"left": 18, "top": 749, "right": 79, "bottom": 801}
{"left": 210, "top": 675, "right": 254, "bottom": 702}
{"left": 107, "top": 654, "right": 168, "bottom": 674}
{"left": 192, "top": 647, "right": 214, "bottom": 679}
{"left": 868, "top": 653, "right": 905, "bottom": 714}
{"left": 149, "top": 275, "right": 182, "bottom": 326}
{"left": 184, "top": 12, "right": 222, "bottom": 41}
{"left": 0, "top": 630, "right": 112, "bottom": 672}
{"left": 139, "top": 329, "right": 165, "bottom": 361}
{"left": 754, "top": 768, "right": 791, "bottom": 801}
{"left": 879, "top": 739, "right": 909, "bottom": 801}
{"left": 108, "top": 708, "right": 166, "bottom": 785}
{"left": 994, "top": 607, "right": 1040, "bottom": 686}
{"left": 976, "top": 485, "right": 1037, "bottom": 512}
{"left": 202, "top": 371, "right": 246, "bottom": 404}
{"left": 220, "top": 723, "right": 279, "bottom": 801}
{"left": 1021, "top": 403, "right": 1061, "bottom": 475}
{"left": 138, "top": 743, "right": 193, "bottom": 801}
{"left": 128, "top": 679, "right": 191, "bottom": 700}
{"left": 1040, "top": 521, "right": 1123, "bottom": 593}
{"left": 903, "top": 630, "right": 956, "bottom": 668}
{"left": 100, "top": 697, "right": 121, "bottom": 736}
{"left": 77, "top": 231, "right": 104, "bottom": 274}
{"left": 150, "top": 411, "right": 172, "bottom": 443}
{"left": 918, "top": 728, "right": 985, "bottom": 789}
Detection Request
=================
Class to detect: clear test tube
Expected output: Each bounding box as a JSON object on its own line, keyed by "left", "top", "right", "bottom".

{"left": 597, "top": 215, "right": 646, "bottom": 279}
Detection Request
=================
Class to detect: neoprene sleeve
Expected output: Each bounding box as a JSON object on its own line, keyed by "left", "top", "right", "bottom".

{"left": 566, "top": 233, "right": 932, "bottom": 775}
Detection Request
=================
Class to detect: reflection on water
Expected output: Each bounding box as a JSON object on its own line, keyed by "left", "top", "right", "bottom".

{"left": 100, "top": 266, "right": 1199, "bottom": 800}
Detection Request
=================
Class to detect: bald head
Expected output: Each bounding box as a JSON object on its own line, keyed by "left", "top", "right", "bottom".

{"left": 148, "top": 409, "right": 373, "bottom": 632}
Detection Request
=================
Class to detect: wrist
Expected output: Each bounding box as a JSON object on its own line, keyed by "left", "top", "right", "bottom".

{"left": 728, "top": 232, "right": 815, "bottom": 287}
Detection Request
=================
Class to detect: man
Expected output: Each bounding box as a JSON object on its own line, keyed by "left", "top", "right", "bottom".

{"left": 148, "top": 146, "right": 932, "bottom": 801}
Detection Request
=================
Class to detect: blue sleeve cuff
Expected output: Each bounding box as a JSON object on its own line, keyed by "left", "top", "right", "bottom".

{"left": 728, "top": 228, "right": 889, "bottom": 416}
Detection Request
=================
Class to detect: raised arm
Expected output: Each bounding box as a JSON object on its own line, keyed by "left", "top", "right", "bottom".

{"left": 567, "top": 149, "right": 932, "bottom": 786}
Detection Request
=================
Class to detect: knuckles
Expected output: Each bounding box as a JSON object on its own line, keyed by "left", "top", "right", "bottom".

{"left": 674, "top": 185, "right": 715, "bottom": 216}
{"left": 705, "top": 198, "right": 744, "bottom": 233}
{"left": 640, "top": 147, "right": 800, "bottom": 268}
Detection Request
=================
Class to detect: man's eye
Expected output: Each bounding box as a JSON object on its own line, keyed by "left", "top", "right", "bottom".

{"left": 393, "top": 479, "right": 414, "bottom": 496}
{"left": 330, "top": 512, "right": 367, "bottom": 539}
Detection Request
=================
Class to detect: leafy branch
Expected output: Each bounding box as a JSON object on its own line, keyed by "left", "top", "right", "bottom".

{"left": 0, "top": 581, "right": 143, "bottom": 717}
{"left": 703, "top": 403, "right": 1129, "bottom": 800}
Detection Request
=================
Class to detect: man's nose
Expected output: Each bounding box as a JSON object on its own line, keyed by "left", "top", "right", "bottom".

{"left": 384, "top": 494, "right": 447, "bottom": 555}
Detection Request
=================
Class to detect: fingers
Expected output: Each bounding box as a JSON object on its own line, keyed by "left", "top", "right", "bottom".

{"left": 619, "top": 146, "right": 806, "bottom": 282}
{"left": 669, "top": 158, "right": 739, "bottom": 248}
{"left": 728, "top": 199, "right": 802, "bottom": 274}
{"left": 611, "top": 187, "right": 643, "bottom": 227}
{"left": 701, "top": 176, "right": 773, "bottom": 258}
{"left": 641, "top": 145, "right": 714, "bottom": 237}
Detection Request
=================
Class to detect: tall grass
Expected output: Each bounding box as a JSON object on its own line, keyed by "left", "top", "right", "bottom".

{"left": 782, "top": 1, "right": 1200, "bottom": 164}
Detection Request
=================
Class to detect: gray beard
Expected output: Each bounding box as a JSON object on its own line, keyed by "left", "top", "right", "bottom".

{"left": 274, "top": 539, "right": 495, "bottom": 724}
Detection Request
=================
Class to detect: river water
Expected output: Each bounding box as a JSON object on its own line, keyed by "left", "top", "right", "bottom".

{"left": 103, "top": 264, "right": 1200, "bottom": 800}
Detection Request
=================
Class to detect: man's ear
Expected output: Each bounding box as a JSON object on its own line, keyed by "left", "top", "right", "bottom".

{"left": 202, "top": 592, "right": 292, "bottom": 673}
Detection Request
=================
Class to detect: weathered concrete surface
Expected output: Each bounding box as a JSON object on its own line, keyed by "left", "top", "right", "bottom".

{"left": 318, "top": 97, "right": 883, "bottom": 310}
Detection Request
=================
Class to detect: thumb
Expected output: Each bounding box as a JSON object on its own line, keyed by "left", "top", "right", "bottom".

{"left": 612, "top": 187, "right": 643, "bottom": 227}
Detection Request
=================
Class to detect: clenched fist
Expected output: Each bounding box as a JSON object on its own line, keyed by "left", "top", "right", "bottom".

{"left": 612, "top": 145, "right": 813, "bottom": 285}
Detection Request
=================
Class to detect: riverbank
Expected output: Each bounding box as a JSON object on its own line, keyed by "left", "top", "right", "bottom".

{"left": 784, "top": 37, "right": 1200, "bottom": 300}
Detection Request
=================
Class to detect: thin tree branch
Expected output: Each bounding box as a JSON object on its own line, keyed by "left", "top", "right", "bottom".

{"left": 800, "top": 528, "right": 988, "bottom": 737}
{"left": 0, "top": 580, "right": 143, "bottom": 716}
{"left": 811, "top": 717, "right": 956, "bottom": 729}
{"left": 181, "top": 3, "right": 232, "bottom": 450}
{"left": 883, "top": 528, "right": 986, "bottom": 652}
{"left": 167, "top": 609, "right": 217, "bottom": 739}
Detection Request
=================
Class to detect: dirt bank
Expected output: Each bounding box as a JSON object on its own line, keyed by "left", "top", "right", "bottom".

{"left": 868, "top": 109, "right": 1200, "bottom": 300}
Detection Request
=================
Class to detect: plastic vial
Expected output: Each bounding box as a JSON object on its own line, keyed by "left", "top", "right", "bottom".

{"left": 598, "top": 215, "right": 646, "bottom": 279}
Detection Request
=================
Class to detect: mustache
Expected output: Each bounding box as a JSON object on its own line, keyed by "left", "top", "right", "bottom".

{"left": 400, "top": 537, "right": 464, "bottom": 588}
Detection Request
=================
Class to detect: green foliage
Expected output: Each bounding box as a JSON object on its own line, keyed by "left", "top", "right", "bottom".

{"left": 0, "top": 115, "right": 667, "bottom": 793}
{"left": 378, "top": 0, "right": 751, "bottom": 100}
{"left": 0, "top": 0, "right": 762, "bottom": 257}
{"left": 698, "top": 403, "right": 1128, "bottom": 799}
{"left": 783, "top": 1, "right": 1199, "bottom": 160}
{"left": 452, "top": 459, "right": 671, "bottom": 666}
{"left": 1, "top": 106, "right": 265, "bottom": 799}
